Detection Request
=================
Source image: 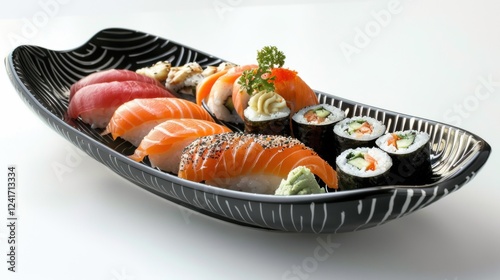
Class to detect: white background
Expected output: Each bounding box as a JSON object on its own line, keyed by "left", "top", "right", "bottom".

{"left": 1, "top": 0, "right": 499, "bottom": 279}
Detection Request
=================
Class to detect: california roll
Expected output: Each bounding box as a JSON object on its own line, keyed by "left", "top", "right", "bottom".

{"left": 333, "top": 116, "right": 386, "bottom": 158}
{"left": 292, "top": 104, "right": 345, "bottom": 165}
{"left": 376, "top": 130, "right": 433, "bottom": 185}
{"left": 336, "top": 147, "right": 392, "bottom": 190}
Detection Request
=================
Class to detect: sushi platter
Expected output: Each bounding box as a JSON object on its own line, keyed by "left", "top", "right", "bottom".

{"left": 5, "top": 27, "right": 491, "bottom": 233}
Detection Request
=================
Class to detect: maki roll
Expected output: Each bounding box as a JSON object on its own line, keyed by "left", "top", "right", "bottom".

{"left": 292, "top": 104, "right": 345, "bottom": 165}
{"left": 336, "top": 147, "right": 393, "bottom": 190}
{"left": 376, "top": 130, "right": 432, "bottom": 185}
{"left": 243, "top": 90, "right": 291, "bottom": 136}
{"left": 333, "top": 116, "right": 386, "bottom": 158}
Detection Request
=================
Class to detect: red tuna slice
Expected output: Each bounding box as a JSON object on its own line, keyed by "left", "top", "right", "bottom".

{"left": 67, "top": 80, "right": 174, "bottom": 128}
{"left": 69, "top": 69, "right": 165, "bottom": 101}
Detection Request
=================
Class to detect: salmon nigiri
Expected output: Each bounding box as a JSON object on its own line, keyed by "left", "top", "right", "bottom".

{"left": 192, "top": 62, "right": 238, "bottom": 104}
{"left": 178, "top": 133, "right": 338, "bottom": 193}
{"left": 195, "top": 69, "right": 230, "bottom": 106}
{"left": 232, "top": 67, "right": 319, "bottom": 120}
{"left": 205, "top": 64, "right": 257, "bottom": 123}
{"left": 102, "top": 98, "right": 215, "bottom": 146}
{"left": 129, "top": 119, "right": 231, "bottom": 174}
{"left": 271, "top": 68, "right": 319, "bottom": 113}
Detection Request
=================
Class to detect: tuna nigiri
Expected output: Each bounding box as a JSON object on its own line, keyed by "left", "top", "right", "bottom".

{"left": 129, "top": 119, "right": 231, "bottom": 174}
{"left": 178, "top": 133, "right": 338, "bottom": 194}
{"left": 102, "top": 98, "right": 215, "bottom": 146}
{"left": 69, "top": 69, "right": 164, "bottom": 101}
{"left": 67, "top": 80, "right": 174, "bottom": 128}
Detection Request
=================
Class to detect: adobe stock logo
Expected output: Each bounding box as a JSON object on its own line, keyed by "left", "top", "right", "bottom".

{"left": 443, "top": 74, "right": 499, "bottom": 126}
{"left": 51, "top": 144, "right": 88, "bottom": 182}
{"left": 7, "top": 0, "right": 70, "bottom": 46}
{"left": 282, "top": 235, "right": 341, "bottom": 280}
{"left": 213, "top": 0, "right": 243, "bottom": 20}
{"left": 339, "top": 0, "right": 405, "bottom": 63}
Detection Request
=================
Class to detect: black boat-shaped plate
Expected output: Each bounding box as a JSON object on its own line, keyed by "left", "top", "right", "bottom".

{"left": 5, "top": 28, "right": 491, "bottom": 233}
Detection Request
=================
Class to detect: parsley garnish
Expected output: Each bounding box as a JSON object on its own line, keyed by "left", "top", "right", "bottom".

{"left": 237, "top": 46, "right": 286, "bottom": 95}
{"left": 257, "top": 46, "right": 286, "bottom": 69}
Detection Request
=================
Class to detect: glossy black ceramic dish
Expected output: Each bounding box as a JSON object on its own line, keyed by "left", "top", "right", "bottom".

{"left": 5, "top": 28, "right": 491, "bottom": 233}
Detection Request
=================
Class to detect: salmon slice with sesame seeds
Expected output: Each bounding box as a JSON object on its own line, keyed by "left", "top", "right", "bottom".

{"left": 178, "top": 132, "right": 337, "bottom": 193}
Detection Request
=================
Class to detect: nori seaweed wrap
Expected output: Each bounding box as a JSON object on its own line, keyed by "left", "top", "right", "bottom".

{"left": 333, "top": 116, "right": 386, "bottom": 159}
{"left": 244, "top": 113, "right": 291, "bottom": 136}
{"left": 336, "top": 147, "right": 393, "bottom": 190}
{"left": 243, "top": 91, "right": 291, "bottom": 136}
{"left": 375, "top": 130, "right": 433, "bottom": 185}
{"left": 292, "top": 104, "right": 345, "bottom": 165}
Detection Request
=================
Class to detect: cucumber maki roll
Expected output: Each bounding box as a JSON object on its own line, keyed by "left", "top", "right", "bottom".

{"left": 292, "top": 104, "right": 345, "bottom": 166}
{"left": 333, "top": 116, "right": 386, "bottom": 158}
{"left": 375, "top": 130, "right": 433, "bottom": 185}
{"left": 336, "top": 147, "right": 393, "bottom": 190}
{"left": 243, "top": 90, "right": 291, "bottom": 136}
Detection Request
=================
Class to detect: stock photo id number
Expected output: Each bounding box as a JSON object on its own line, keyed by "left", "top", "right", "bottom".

{"left": 6, "top": 165, "right": 18, "bottom": 273}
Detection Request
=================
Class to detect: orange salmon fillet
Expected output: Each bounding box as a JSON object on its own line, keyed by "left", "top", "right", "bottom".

{"left": 129, "top": 119, "right": 231, "bottom": 174}
{"left": 103, "top": 97, "right": 214, "bottom": 141}
{"left": 178, "top": 133, "right": 337, "bottom": 189}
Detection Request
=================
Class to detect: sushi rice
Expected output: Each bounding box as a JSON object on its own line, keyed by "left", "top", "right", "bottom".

{"left": 292, "top": 104, "right": 345, "bottom": 166}
{"left": 292, "top": 104, "right": 345, "bottom": 125}
{"left": 244, "top": 106, "right": 290, "bottom": 122}
{"left": 333, "top": 116, "right": 386, "bottom": 141}
{"left": 375, "top": 130, "right": 433, "bottom": 185}
{"left": 243, "top": 90, "right": 292, "bottom": 136}
{"left": 375, "top": 130, "right": 430, "bottom": 154}
{"left": 336, "top": 147, "right": 392, "bottom": 178}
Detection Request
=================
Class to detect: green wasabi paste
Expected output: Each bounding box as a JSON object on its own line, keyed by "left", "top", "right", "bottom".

{"left": 275, "top": 166, "right": 325, "bottom": 195}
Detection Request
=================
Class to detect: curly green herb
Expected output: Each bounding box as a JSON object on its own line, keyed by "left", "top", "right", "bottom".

{"left": 238, "top": 46, "right": 286, "bottom": 95}
{"left": 257, "top": 46, "right": 286, "bottom": 69}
